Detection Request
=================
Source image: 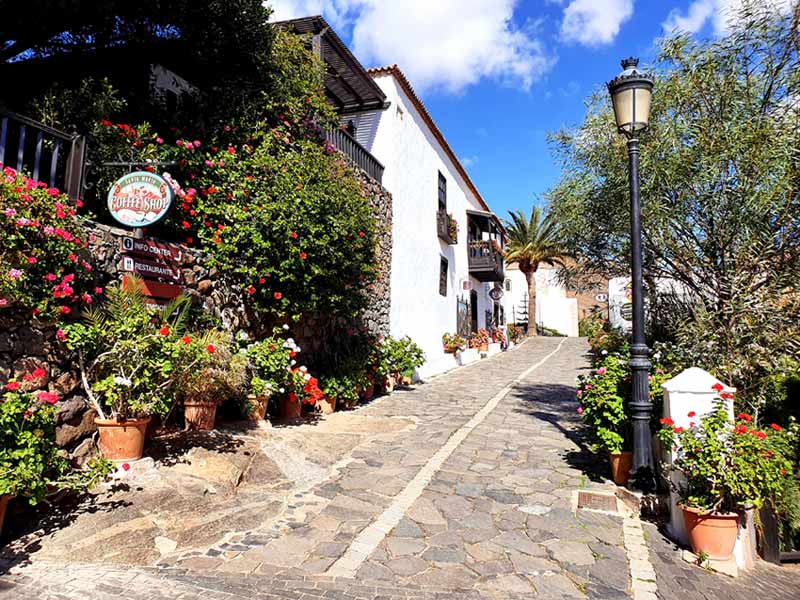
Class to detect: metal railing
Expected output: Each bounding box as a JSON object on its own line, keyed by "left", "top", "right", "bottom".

{"left": 325, "top": 127, "right": 384, "bottom": 183}
{"left": 0, "top": 109, "right": 86, "bottom": 200}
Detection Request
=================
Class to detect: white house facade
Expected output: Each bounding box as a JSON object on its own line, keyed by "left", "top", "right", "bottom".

{"left": 501, "top": 264, "right": 579, "bottom": 337}
{"left": 348, "top": 66, "right": 507, "bottom": 378}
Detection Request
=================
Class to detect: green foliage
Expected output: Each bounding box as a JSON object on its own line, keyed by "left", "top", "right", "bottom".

{"left": 245, "top": 326, "right": 299, "bottom": 397}
{"left": 171, "top": 329, "right": 246, "bottom": 407}
{"left": 659, "top": 402, "right": 796, "bottom": 512}
{"left": 546, "top": 2, "right": 800, "bottom": 408}
{"left": 0, "top": 166, "right": 95, "bottom": 319}
{"left": 503, "top": 205, "right": 567, "bottom": 274}
{"left": 579, "top": 315, "right": 605, "bottom": 339}
{"left": 30, "top": 77, "right": 125, "bottom": 134}
{"left": 1, "top": 383, "right": 111, "bottom": 504}
{"left": 578, "top": 350, "right": 672, "bottom": 453}
{"left": 506, "top": 324, "right": 525, "bottom": 344}
{"left": 320, "top": 373, "right": 360, "bottom": 409}
{"left": 380, "top": 336, "right": 425, "bottom": 378}
{"left": 63, "top": 278, "right": 194, "bottom": 419}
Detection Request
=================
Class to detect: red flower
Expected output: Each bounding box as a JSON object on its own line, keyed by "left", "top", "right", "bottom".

{"left": 720, "top": 392, "right": 734, "bottom": 400}
{"left": 734, "top": 424, "right": 748, "bottom": 434}
{"left": 755, "top": 431, "right": 767, "bottom": 440}
{"left": 290, "top": 231, "right": 298, "bottom": 239}
{"left": 60, "top": 306, "right": 71, "bottom": 314}
{"left": 358, "top": 231, "right": 365, "bottom": 237}
{"left": 299, "top": 252, "right": 307, "bottom": 260}
{"left": 37, "top": 391, "right": 59, "bottom": 404}
{"left": 259, "top": 277, "right": 266, "bottom": 284}
{"left": 289, "top": 392, "right": 298, "bottom": 403}
{"left": 274, "top": 292, "right": 282, "bottom": 300}
{"left": 781, "top": 469, "right": 789, "bottom": 476}
{"left": 770, "top": 423, "right": 782, "bottom": 432}
{"left": 247, "top": 285, "right": 256, "bottom": 295}
{"left": 181, "top": 335, "right": 192, "bottom": 344}
{"left": 206, "top": 344, "right": 216, "bottom": 354}
{"left": 32, "top": 367, "right": 47, "bottom": 378}
{"left": 122, "top": 463, "right": 131, "bottom": 471}
{"left": 673, "top": 427, "right": 684, "bottom": 433}
{"left": 660, "top": 417, "right": 674, "bottom": 427}
{"left": 182, "top": 221, "right": 190, "bottom": 229}
{"left": 289, "top": 351, "right": 296, "bottom": 358}
{"left": 711, "top": 383, "right": 724, "bottom": 392}
{"left": 56, "top": 329, "right": 66, "bottom": 341}
{"left": 738, "top": 412, "right": 752, "bottom": 422}
{"left": 687, "top": 411, "right": 696, "bottom": 418}
{"left": 5, "top": 381, "right": 20, "bottom": 391}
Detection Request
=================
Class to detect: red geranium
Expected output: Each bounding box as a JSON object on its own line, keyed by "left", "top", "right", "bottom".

{"left": 206, "top": 344, "right": 216, "bottom": 354}
{"left": 159, "top": 325, "right": 170, "bottom": 336}
{"left": 5, "top": 381, "right": 20, "bottom": 391}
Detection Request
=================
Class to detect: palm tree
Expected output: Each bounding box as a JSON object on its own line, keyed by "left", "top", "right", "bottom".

{"left": 504, "top": 205, "right": 568, "bottom": 336}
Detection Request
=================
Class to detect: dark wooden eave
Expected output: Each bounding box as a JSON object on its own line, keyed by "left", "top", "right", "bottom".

{"left": 274, "top": 15, "right": 389, "bottom": 116}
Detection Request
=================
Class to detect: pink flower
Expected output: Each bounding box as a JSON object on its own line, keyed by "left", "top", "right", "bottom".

{"left": 37, "top": 391, "right": 59, "bottom": 404}
{"left": 176, "top": 139, "right": 183, "bottom": 146}
{"left": 55, "top": 329, "right": 66, "bottom": 341}
{"left": 27, "top": 256, "right": 37, "bottom": 264}
{"left": 94, "top": 287, "right": 103, "bottom": 294}
{"left": 204, "top": 160, "right": 214, "bottom": 167}
{"left": 577, "top": 406, "right": 584, "bottom": 414}
{"left": 576, "top": 390, "right": 583, "bottom": 397}
{"left": 60, "top": 306, "right": 71, "bottom": 314}
{"left": 156, "top": 137, "right": 164, "bottom": 144}
{"left": 193, "top": 140, "right": 201, "bottom": 147}
{"left": 45, "top": 273, "right": 57, "bottom": 281}
{"left": 4, "top": 208, "right": 16, "bottom": 217}
{"left": 47, "top": 187, "right": 60, "bottom": 196}
{"left": 596, "top": 367, "right": 607, "bottom": 375}
{"left": 0, "top": 299, "right": 7, "bottom": 306}
{"left": 7, "top": 268, "right": 22, "bottom": 280}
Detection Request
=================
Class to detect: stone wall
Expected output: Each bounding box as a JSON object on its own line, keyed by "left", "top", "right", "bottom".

{"left": 0, "top": 166, "right": 393, "bottom": 459}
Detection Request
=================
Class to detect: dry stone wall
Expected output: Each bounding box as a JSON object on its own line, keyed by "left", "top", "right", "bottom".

{"left": 0, "top": 162, "right": 393, "bottom": 458}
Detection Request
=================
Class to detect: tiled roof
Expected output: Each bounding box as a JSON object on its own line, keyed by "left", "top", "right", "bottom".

{"left": 367, "top": 65, "right": 502, "bottom": 228}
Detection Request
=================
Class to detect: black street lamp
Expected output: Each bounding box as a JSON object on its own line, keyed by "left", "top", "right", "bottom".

{"left": 607, "top": 57, "right": 655, "bottom": 492}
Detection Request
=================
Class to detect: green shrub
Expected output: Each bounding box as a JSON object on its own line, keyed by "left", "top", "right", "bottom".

{"left": 380, "top": 336, "right": 425, "bottom": 378}
{"left": 579, "top": 314, "right": 605, "bottom": 339}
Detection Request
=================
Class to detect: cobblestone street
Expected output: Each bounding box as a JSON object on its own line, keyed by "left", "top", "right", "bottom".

{"left": 2, "top": 338, "right": 798, "bottom": 599}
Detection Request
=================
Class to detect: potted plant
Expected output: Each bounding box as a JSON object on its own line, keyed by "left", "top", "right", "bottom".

{"left": 245, "top": 328, "right": 298, "bottom": 421}
{"left": 469, "top": 329, "right": 490, "bottom": 353}
{"left": 64, "top": 279, "right": 190, "bottom": 460}
{"left": 380, "top": 336, "right": 425, "bottom": 386}
{"left": 659, "top": 398, "right": 795, "bottom": 560}
{"left": 1, "top": 378, "right": 111, "bottom": 534}
{"left": 448, "top": 215, "right": 458, "bottom": 242}
{"left": 491, "top": 327, "right": 507, "bottom": 348}
{"left": 442, "top": 333, "right": 465, "bottom": 354}
{"left": 321, "top": 373, "right": 359, "bottom": 413}
{"left": 276, "top": 368, "right": 324, "bottom": 418}
{"left": 174, "top": 331, "right": 245, "bottom": 430}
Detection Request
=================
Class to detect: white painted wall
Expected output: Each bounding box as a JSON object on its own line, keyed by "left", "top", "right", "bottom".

{"left": 501, "top": 266, "right": 578, "bottom": 336}
{"left": 364, "top": 73, "right": 501, "bottom": 378}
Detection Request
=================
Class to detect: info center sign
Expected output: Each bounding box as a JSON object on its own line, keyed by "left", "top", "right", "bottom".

{"left": 107, "top": 171, "right": 173, "bottom": 228}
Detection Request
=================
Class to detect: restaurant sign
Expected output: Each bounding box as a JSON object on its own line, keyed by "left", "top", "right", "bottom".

{"left": 108, "top": 171, "right": 173, "bottom": 228}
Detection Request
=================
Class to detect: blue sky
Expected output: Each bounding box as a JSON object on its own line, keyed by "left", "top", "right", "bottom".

{"left": 268, "top": 0, "right": 765, "bottom": 219}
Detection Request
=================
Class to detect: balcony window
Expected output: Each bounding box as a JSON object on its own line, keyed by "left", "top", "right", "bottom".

{"left": 438, "top": 171, "right": 447, "bottom": 211}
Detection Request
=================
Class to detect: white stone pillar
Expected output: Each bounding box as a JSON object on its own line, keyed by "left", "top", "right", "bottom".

{"left": 661, "top": 368, "right": 735, "bottom": 545}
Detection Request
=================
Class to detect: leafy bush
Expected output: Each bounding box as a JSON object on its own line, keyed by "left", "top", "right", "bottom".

{"left": 577, "top": 349, "right": 672, "bottom": 453}
{"left": 506, "top": 324, "right": 525, "bottom": 343}
{"left": 659, "top": 398, "right": 796, "bottom": 512}
{"left": 1, "top": 380, "right": 111, "bottom": 504}
{"left": 0, "top": 165, "right": 95, "bottom": 319}
{"left": 172, "top": 329, "right": 246, "bottom": 407}
{"left": 245, "top": 326, "right": 300, "bottom": 397}
{"left": 579, "top": 314, "right": 605, "bottom": 339}
{"left": 380, "top": 336, "right": 425, "bottom": 378}
{"left": 320, "top": 373, "right": 360, "bottom": 409}
{"left": 491, "top": 327, "right": 506, "bottom": 345}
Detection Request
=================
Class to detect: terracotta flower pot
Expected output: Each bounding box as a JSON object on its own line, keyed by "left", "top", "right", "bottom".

{"left": 184, "top": 401, "right": 218, "bottom": 431}
{"left": 444, "top": 346, "right": 458, "bottom": 354}
{"left": 608, "top": 451, "right": 633, "bottom": 486}
{"left": 382, "top": 375, "right": 396, "bottom": 394}
{"left": 95, "top": 417, "right": 150, "bottom": 461}
{"left": 318, "top": 395, "right": 337, "bottom": 415}
{"left": 361, "top": 383, "right": 375, "bottom": 401}
{"left": 277, "top": 396, "right": 302, "bottom": 420}
{"left": 0, "top": 495, "right": 12, "bottom": 536}
{"left": 682, "top": 506, "right": 740, "bottom": 560}
{"left": 246, "top": 394, "right": 270, "bottom": 421}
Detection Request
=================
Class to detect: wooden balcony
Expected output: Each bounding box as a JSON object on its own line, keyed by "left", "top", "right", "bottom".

{"left": 325, "top": 127, "right": 384, "bottom": 183}
{"left": 437, "top": 210, "right": 457, "bottom": 244}
{"left": 468, "top": 240, "right": 505, "bottom": 282}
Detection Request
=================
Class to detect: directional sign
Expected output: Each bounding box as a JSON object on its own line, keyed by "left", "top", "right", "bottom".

{"left": 121, "top": 255, "right": 181, "bottom": 283}
{"left": 122, "top": 274, "right": 182, "bottom": 299}
{"left": 120, "top": 235, "right": 183, "bottom": 263}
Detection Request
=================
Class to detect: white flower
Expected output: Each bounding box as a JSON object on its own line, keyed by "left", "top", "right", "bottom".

{"left": 299, "top": 366, "right": 308, "bottom": 372}
{"left": 279, "top": 387, "right": 285, "bottom": 393}
{"left": 653, "top": 352, "right": 661, "bottom": 360}
{"left": 113, "top": 376, "right": 132, "bottom": 387}
{"left": 290, "top": 360, "right": 296, "bottom": 366}
{"left": 296, "top": 347, "right": 301, "bottom": 353}
{"left": 286, "top": 338, "right": 295, "bottom": 345}
{"left": 282, "top": 324, "right": 289, "bottom": 330}
{"left": 601, "top": 350, "right": 608, "bottom": 355}
{"left": 265, "top": 383, "right": 273, "bottom": 390}
{"left": 304, "top": 373, "right": 311, "bottom": 381}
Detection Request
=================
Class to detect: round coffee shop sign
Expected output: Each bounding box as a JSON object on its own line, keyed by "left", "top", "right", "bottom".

{"left": 107, "top": 171, "right": 173, "bottom": 228}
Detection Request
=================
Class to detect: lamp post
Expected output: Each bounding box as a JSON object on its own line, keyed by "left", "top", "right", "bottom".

{"left": 607, "top": 57, "right": 655, "bottom": 492}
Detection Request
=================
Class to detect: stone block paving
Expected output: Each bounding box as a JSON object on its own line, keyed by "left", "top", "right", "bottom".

{"left": 644, "top": 520, "right": 800, "bottom": 600}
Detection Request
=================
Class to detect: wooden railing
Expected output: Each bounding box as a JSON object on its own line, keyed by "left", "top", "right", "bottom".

{"left": 325, "top": 127, "right": 384, "bottom": 183}
{"left": 0, "top": 109, "right": 86, "bottom": 200}
{"left": 468, "top": 240, "right": 505, "bottom": 282}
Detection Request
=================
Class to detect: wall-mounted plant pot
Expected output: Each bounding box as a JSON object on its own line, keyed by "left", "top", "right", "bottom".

{"left": 0, "top": 495, "right": 12, "bottom": 536}
{"left": 246, "top": 394, "right": 270, "bottom": 421}
{"left": 682, "top": 505, "right": 740, "bottom": 560}
{"left": 608, "top": 451, "right": 633, "bottom": 486}
{"left": 95, "top": 417, "right": 150, "bottom": 461}
{"left": 184, "top": 401, "right": 218, "bottom": 431}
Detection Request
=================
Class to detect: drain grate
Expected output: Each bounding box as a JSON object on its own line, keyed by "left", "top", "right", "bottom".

{"left": 577, "top": 490, "right": 618, "bottom": 513}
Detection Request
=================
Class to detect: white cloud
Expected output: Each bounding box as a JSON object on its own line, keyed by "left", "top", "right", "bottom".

{"left": 662, "top": 0, "right": 795, "bottom": 35}
{"left": 461, "top": 155, "right": 479, "bottom": 168}
{"left": 266, "top": 0, "right": 555, "bottom": 94}
{"left": 560, "top": 0, "right": 634, "bottom": 46}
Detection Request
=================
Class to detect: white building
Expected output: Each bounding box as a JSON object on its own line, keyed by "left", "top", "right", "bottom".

{"left": 358, "top": 65, "right": 507, "bottom": 378}
{"left": 501, "top": 264, "right": 579, "bottom": 337}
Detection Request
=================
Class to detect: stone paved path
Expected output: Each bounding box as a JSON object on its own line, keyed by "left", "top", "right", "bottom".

{"left": 3, "top": 337, "right": 798, "bottom": 599}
